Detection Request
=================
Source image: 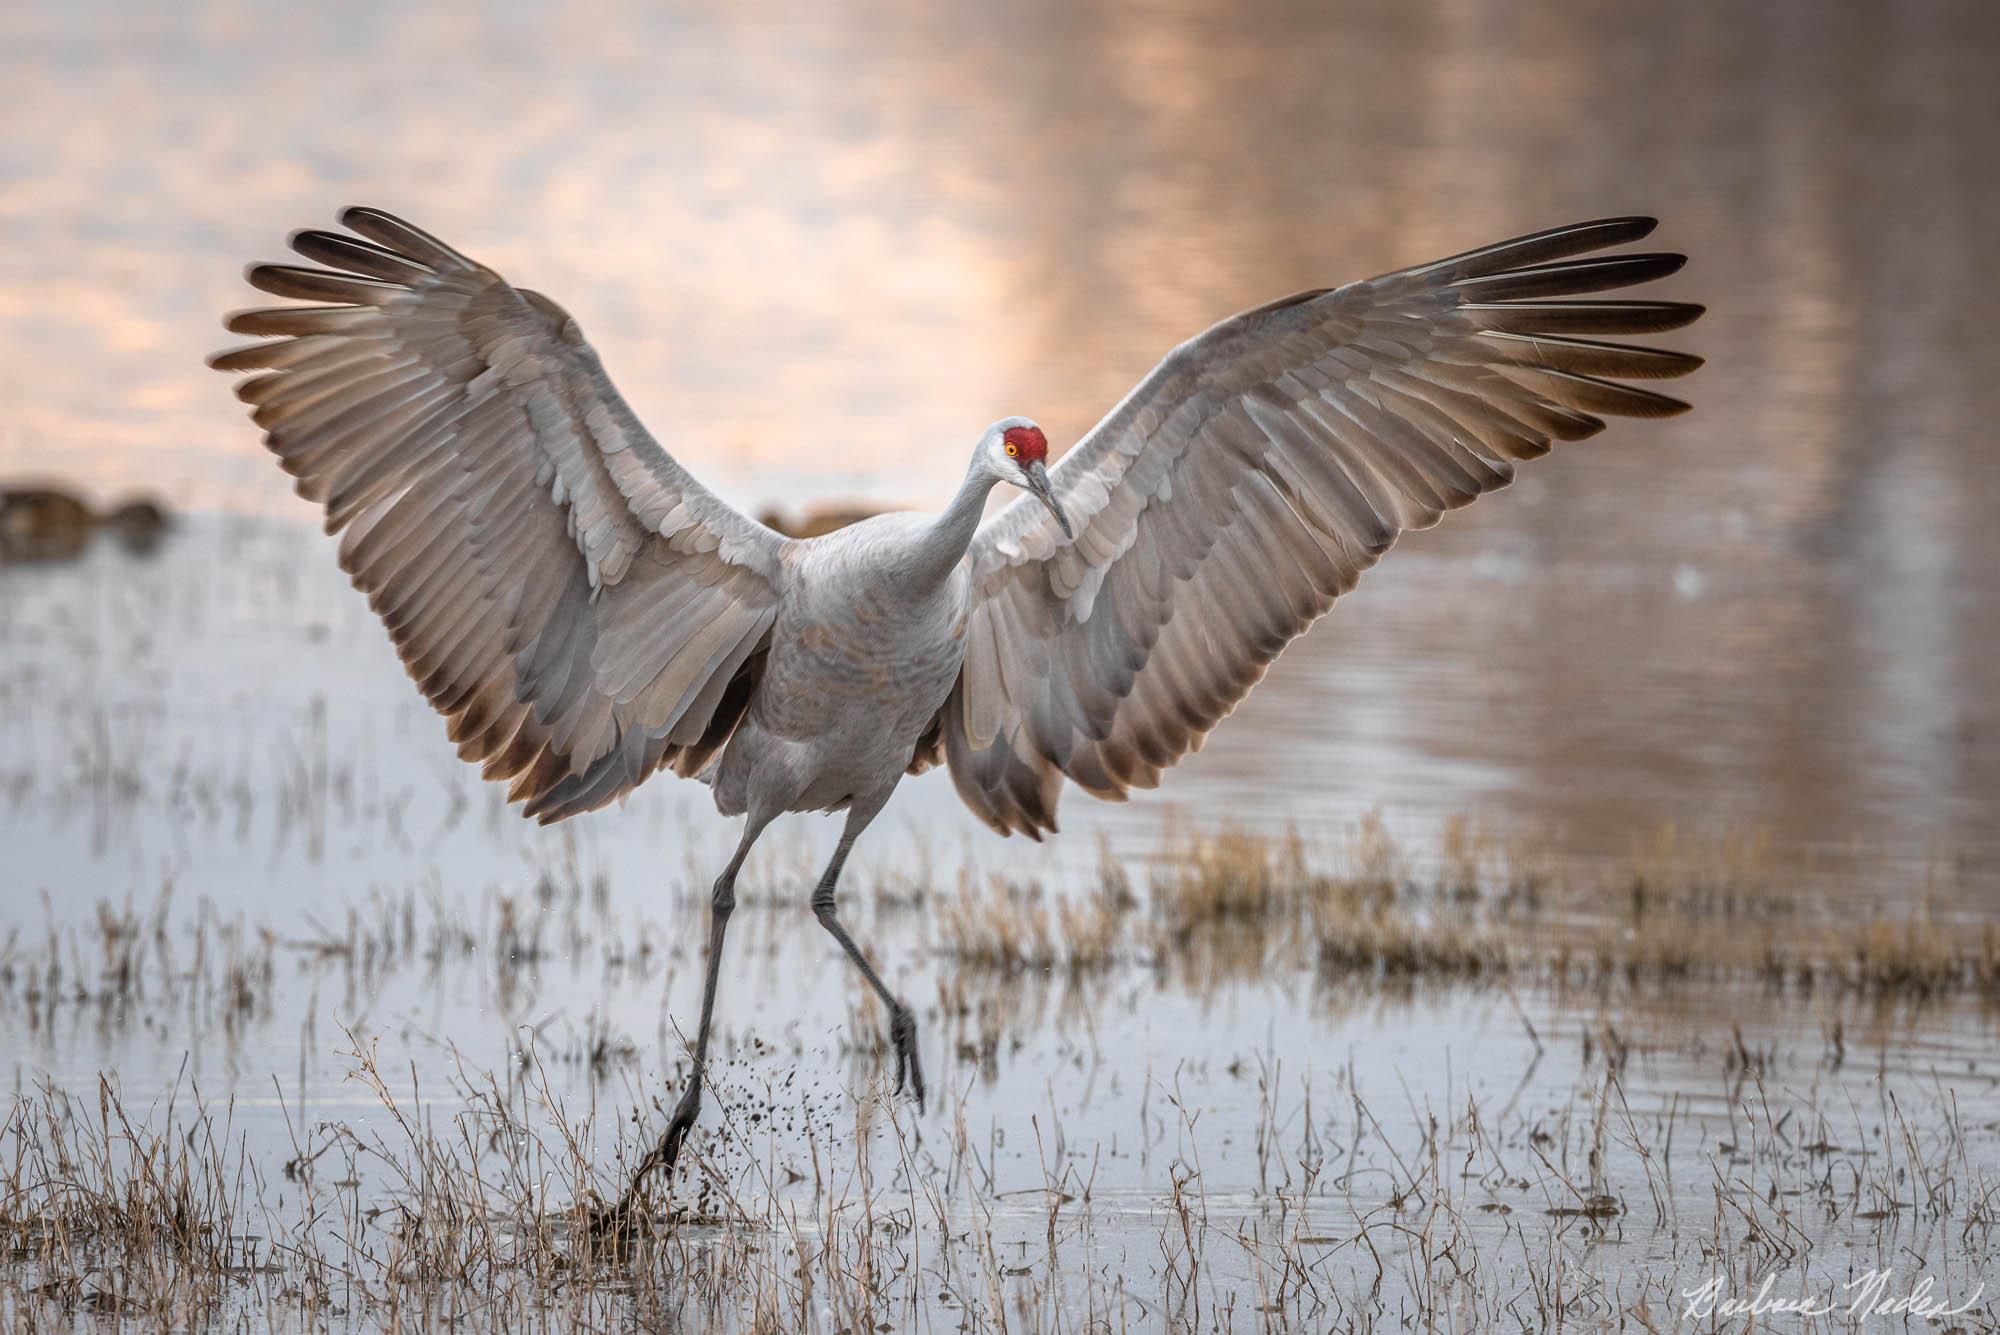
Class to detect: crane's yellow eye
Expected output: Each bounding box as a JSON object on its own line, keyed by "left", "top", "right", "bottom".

{"left": 1005, "top": 442, "right": 1019, "bottom": 457}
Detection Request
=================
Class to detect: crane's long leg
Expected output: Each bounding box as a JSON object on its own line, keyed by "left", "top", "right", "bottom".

{"left": 812, "top": 802, "right": 925, "bottom": 1109}
{"left": 609, "top": 813, "right": 770, "bottom": 1222}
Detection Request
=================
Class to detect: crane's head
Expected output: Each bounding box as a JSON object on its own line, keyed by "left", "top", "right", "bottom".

{"left": 980, "top": 417, "right": 1072, "bottom": 539}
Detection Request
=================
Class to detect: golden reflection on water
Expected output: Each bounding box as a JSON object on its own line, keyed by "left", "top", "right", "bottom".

{"left": 2, "top": 0, "right": 1996, "bottom": 877}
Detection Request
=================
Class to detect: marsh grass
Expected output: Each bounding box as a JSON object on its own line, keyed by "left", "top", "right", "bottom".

{"left": 921, "top": 815, "right": 2000, "bottom": 1000}
{"left": 6, "top": 1012, "right": 1993, "bottom": 1332}
{"left": 0, "top": 1076, "right": 254, "bottom": 1323}
{"left": 932, "top": 869, "right": 1132, "bottom": 979}
{"left": 0, "top": 1029, "right": 969, "bottom": 1330}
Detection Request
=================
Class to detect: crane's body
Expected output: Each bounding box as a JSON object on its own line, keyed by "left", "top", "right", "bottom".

{"left": 215, "top": 206, "right": 1703, "bottom": 1214}
{"left": 715, "top": 504, "right": 979, "bottom": 822}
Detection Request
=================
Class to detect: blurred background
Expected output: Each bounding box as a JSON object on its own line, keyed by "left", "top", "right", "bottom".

{"left": 4, "top": 0, "right": 1997, "bottom": 908}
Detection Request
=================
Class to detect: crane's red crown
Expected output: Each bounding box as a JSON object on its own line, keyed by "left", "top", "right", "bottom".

{"left": 1002, "top": 425, "right": 1048, "bottom": 465}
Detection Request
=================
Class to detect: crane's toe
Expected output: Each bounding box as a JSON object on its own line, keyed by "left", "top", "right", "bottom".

{"left": 591, "top": 1080, "right": 706, "bottom": 1238}
{"left": 661, "top": 1084, "right": 702, "bottom": 1158}
{"left": 890, "top": 1004, "right": 926, "bottom": 1113}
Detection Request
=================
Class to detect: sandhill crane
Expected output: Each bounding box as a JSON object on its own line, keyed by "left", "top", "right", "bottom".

{"left": 214, "top": 208, "right": 1702, "bottom": 1198}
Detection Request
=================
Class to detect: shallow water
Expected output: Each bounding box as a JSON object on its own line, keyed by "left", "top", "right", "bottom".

{"left": 4, "top": 0, "right": 1999, "bottom": 1327}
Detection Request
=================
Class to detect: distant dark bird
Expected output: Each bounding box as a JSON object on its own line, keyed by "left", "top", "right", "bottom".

{"left": 0, "top": 487, "right": 169, "bottom": 561}
{"left": 0, "top": 487, "right": 91, "bottom": 561}
{"left": 213, "top": 208, "right": 1701, "bottom": 1198}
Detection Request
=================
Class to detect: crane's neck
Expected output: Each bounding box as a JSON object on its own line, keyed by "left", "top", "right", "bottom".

{"left": 910, "top": 458, "right": 999, "bottom": 583}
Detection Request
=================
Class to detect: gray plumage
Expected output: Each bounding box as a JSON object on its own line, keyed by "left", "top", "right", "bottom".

{"left": 214, "top": 207, "right": 1702, "bottom": 1196}
{"left": 942, "top": 218, "right": 1701, "bottom": 836}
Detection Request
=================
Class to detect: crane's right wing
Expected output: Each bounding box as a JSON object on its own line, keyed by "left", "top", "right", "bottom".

{"left": 940, "top": 217, "right": 1703, "bottom": 837}
{"left": 213, "top": 207, "right": 789, "bottom": 823}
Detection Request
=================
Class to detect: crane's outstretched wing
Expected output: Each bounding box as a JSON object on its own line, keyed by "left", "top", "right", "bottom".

{"left": 213, "top": 208, "right": 788, "bottom": 823}
{"left": 937, "top": 217, "right": 1703, "bottom": 837}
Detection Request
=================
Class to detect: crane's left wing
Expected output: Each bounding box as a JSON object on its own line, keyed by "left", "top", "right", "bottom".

{"left": 933, "top": 217, "right": 1703, "bottom": 837}
{"left": 213, "top": 208, "right": 789, "bottom": 823}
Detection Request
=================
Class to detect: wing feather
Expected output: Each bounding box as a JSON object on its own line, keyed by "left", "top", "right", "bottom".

{"left": 944, "top": 217, "right": 1704, "bottom": 836}
{"left": 215, "top": 207, "right": 789, "bottom": 822}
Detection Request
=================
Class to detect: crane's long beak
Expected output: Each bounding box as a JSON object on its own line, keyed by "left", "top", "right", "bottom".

{"left": 1026, "top": 461, "right": 1073, "bottom": 540}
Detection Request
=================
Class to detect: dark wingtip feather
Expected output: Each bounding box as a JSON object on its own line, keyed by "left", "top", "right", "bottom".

{"left": 246, "top": 262, "right": 403, "bottom": 303}
{"left": 1416, "top": 216, "right": 1663, "bottom": 282}
{"left": 1560, "top": 214, "right": 1657, "bottom": 235}
{"left": 289, "top": 227, "right": 433, "bottom": 282}
{"left": 233, "top": 371, "right": 283, "bottom": 405}
{"left": 206, "top": 344, "right": 263, "bottom": 371}
{"left": 338, "top": 205, "right": 391, "bottom": 235}
{"left": 1602, "top": 215, "right": 1658, "bottom": 241}
{"left": 223, "top": 303, "right": 380, "bottom": 337}
{"left": 1521, "top": 250, "right": 1685, "bottom": 281}
{"left": 1454, "top": 252, "right": 1689, "bottom": 302}
{"left": 338, "top": 206, "right": 475, "bottom": 271}
{"left": 1507, "top": 366, "right": 1694, "bottom": 419}
{"left": 1476, "top": 331, "right": 1707, "bottom": 380}
{"left": 1461, "top": 300, "right": 1707, "bottom": 335}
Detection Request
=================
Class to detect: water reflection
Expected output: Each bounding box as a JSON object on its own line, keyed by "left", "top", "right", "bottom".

{"left": 2, "top": 0, "right": 1995, "bottom": 890}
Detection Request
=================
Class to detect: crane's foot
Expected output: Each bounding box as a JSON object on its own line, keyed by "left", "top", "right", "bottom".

{"left": 650, "top": 1081, "right": 703, "bottom": 1179}
{"left": 890, "top": 1003, "right": 926, "bottom": 1113}
{"left": 590, "top": 1081, "right": 702, "bottom": 1240}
